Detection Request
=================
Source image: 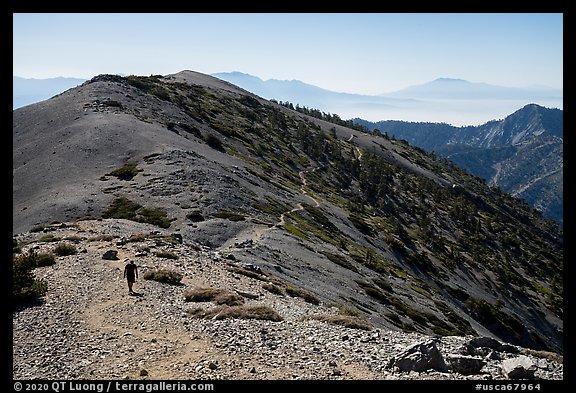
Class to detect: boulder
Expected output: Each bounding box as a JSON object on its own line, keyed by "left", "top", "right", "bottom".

{"left": 446, "top": 354, "right": 486, "bottom": 375}
{"left": 501, "top": 355, "right": 537, "bottom": 379}
{"left": 386, "top": 339, "right": 448, "bottom": 372}
{"left": 102, "top": 250, "right": 119, "bottom": 260}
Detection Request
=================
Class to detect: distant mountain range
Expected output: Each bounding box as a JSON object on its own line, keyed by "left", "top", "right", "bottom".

{"left": 353, "top": 103, "right": 563, "bottom": 223}
{"left": 14, "top": 73, "right": 562, "bottom": 127}
{"left": 385, "top": 77, "right": 562, "bottom": 101}
{"left": 212, "top": 72, "right": 562, "bottom": 126}
{"left": 13, "top": 76, "right": 87, "bottom": 109}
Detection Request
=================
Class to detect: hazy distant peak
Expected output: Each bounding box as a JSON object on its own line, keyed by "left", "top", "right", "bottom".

{"left": 212, "top": 71, "right": 264, "bottom": 81}
{"left": 431, "top": 77, "right": 470, "bottom": 83}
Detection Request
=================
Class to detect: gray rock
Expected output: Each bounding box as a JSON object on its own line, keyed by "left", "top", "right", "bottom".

{"left": 501, "top": 356, "right": 537, "bottom": 379}
{"left": 498, "top": 343, "right": 519, "bottom": 354}
{"left": 446, "top": 354, "right": 486, "bottom": 375}
{"left": 469, "top": 336, "right": 502, "bottom": 350}
{"left": 387, "top": 339, "right": 448, "bottom": 372}
{"left": 102, "top": 250, "right": 119, "bottom": 260}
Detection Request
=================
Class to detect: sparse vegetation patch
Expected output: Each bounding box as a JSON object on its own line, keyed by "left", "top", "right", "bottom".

{"left": 13, "top": 251, "right": 48, "bottom": 306}
{"left": 108, "top": 163, "right": 138, "bottom": 181}
{"left": 183, "top": 287, "right": 245, "bottom": 306}
{"left": 143, "top": 269, "right": 183, "bottom": 285}
{"left": 308, "top": 314, "right": 373, "bottom": 330}
{"left": 188, "top": 305, "right": 282, "bottom": 321}
{"left": 102, "top": 197, "right": 172, "bottom": 228}
{"left": 53, "top": 243, "right": 77, "bottom": 256}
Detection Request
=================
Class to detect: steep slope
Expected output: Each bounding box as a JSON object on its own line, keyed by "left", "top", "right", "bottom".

{"left": 353, "top": 104, "right": 563, "bottom": 223}
{"left": 13, "top": 71, "right": 563, "bottom": 356}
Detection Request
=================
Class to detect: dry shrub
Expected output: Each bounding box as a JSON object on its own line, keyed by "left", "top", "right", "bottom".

{"left": 188, "top": 305, "right": 282, "bottom": 321}
{"left": 143, "top": 269, "right": 183, "bottom": 285}
{"left": 309, "top": 314, "right": 372, "bottom": 330}
{"left": 184, "top": 287, "right": 244, "bottom": 305}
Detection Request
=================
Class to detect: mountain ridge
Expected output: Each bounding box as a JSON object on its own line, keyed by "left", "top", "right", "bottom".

{"left": 14, "top": 72, "right": 562, "bottom": 126}
{"left": 13, "top": 71, "right": 563, "bottom": 375}
{"left": 352, "top": 103, "right": 563, "bottom": 223}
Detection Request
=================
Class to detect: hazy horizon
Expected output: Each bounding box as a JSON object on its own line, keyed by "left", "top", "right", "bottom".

{"left": 12, "top": 70, "right": 563, "bottom": 126}
{"left": 13, "top": 13, "right": 562, "bottom": 96}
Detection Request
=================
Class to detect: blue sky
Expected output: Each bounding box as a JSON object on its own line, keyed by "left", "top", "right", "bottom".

{"left": 13, "top": 13, "right": 563, "bottom": 95}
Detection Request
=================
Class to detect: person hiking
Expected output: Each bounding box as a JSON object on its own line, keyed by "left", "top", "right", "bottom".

{"left": 123, "top": 259, "right": 138, "bottom": 294}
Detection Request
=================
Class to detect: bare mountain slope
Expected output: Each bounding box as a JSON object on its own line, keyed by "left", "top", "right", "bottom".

{"left": 13, "top": 71, "right": 563, "bottom": 360}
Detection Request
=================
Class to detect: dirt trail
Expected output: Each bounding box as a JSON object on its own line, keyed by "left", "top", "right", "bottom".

{"left": 275, "top": 169, "right": 321, "bottom": 227}
{"left": 221, "top": 167, "right": 322, "bottom": 251}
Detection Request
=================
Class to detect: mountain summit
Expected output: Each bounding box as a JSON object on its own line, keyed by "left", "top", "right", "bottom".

{"left": 354, "top": 103, "right": 563, "bottom": 223}
{"left": 13, "top": 71, "right": 563, "bottom": 379}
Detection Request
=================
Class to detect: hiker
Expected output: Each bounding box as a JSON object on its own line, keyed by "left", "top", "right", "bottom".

{"left": 123, "top": 259, "right": 138, "bottom": 294}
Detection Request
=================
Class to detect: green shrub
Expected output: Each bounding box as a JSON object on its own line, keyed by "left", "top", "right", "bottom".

{"left": 13, "top": 252, "right": 47, "bottom": 305}
{"left": 338, "top": 306, "right": 361, "bottom": 317}
{"left": 53, "top": 243, "right": 77, "bottom": 256}
{"left": 356, "top": 281, "right": 389, "bottom": 304}
{"left": 186, "top": 210, "right": 205, "bottom": 222}
{"left": 372, "top": 277, "right": 392, "bottom": 292}
{"left": 214, "top": 210, "right": 245, "bottom": 222}
{"left": 204, "top": 134, "right": 225, "bottom": 151}
{"left": 38, "top": 234, "right": 60, "bottom": 243}
{"left": 143, "top": 269, "right": 183, "bottom": 285}
{"left": 137, "top": 207, "right": 172, "bottom": 228}
{"left": 102, "top": 197, "right": 172, "bottom": 229}
{"left": 108, "top": 163, "right": 138, "bottom": 181}
{"left": 284, "top": 284, "right": 320, "bottom": 305}
{"left": 36, "top": 253, "right": 56, "bottom": 267}
{"left": 103, "top": 100, "right": 124, "bottom": 108}
{"left": 322, "top": 251, "right": 358, "bottom": 273}
{"left": 348, "top": 214, "right": 373, "bottom": 236}
{"left": 102, "top": 197, "right": 141, "bottom": 219}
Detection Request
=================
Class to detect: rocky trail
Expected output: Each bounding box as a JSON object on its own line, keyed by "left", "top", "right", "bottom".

{"left": 13, "top": 219, "right": 563, "bottom": 381}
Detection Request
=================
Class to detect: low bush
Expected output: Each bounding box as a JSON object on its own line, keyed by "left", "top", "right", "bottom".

{"left": 53, "top": 243, "right": 77, "bottom": 256}
{"left": 309, "top": 314, "right": 372, "bottom": 330}
{"left": 36, "top": 253, "right": 56, "bottom": 267}
{"left": 13, "top": 251, "right": 47, "bottom": 305}
{"left": 183, "top": 287, "right": 244, "bottom": 306}
{"left": 143, "top": 269, "right": 183, "bottom": 285}
{"left": 108, "top": 163, "right": 138, "bottom": 181}
{"left": 188, "top": 305, "right": 282, "bottom": 321}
